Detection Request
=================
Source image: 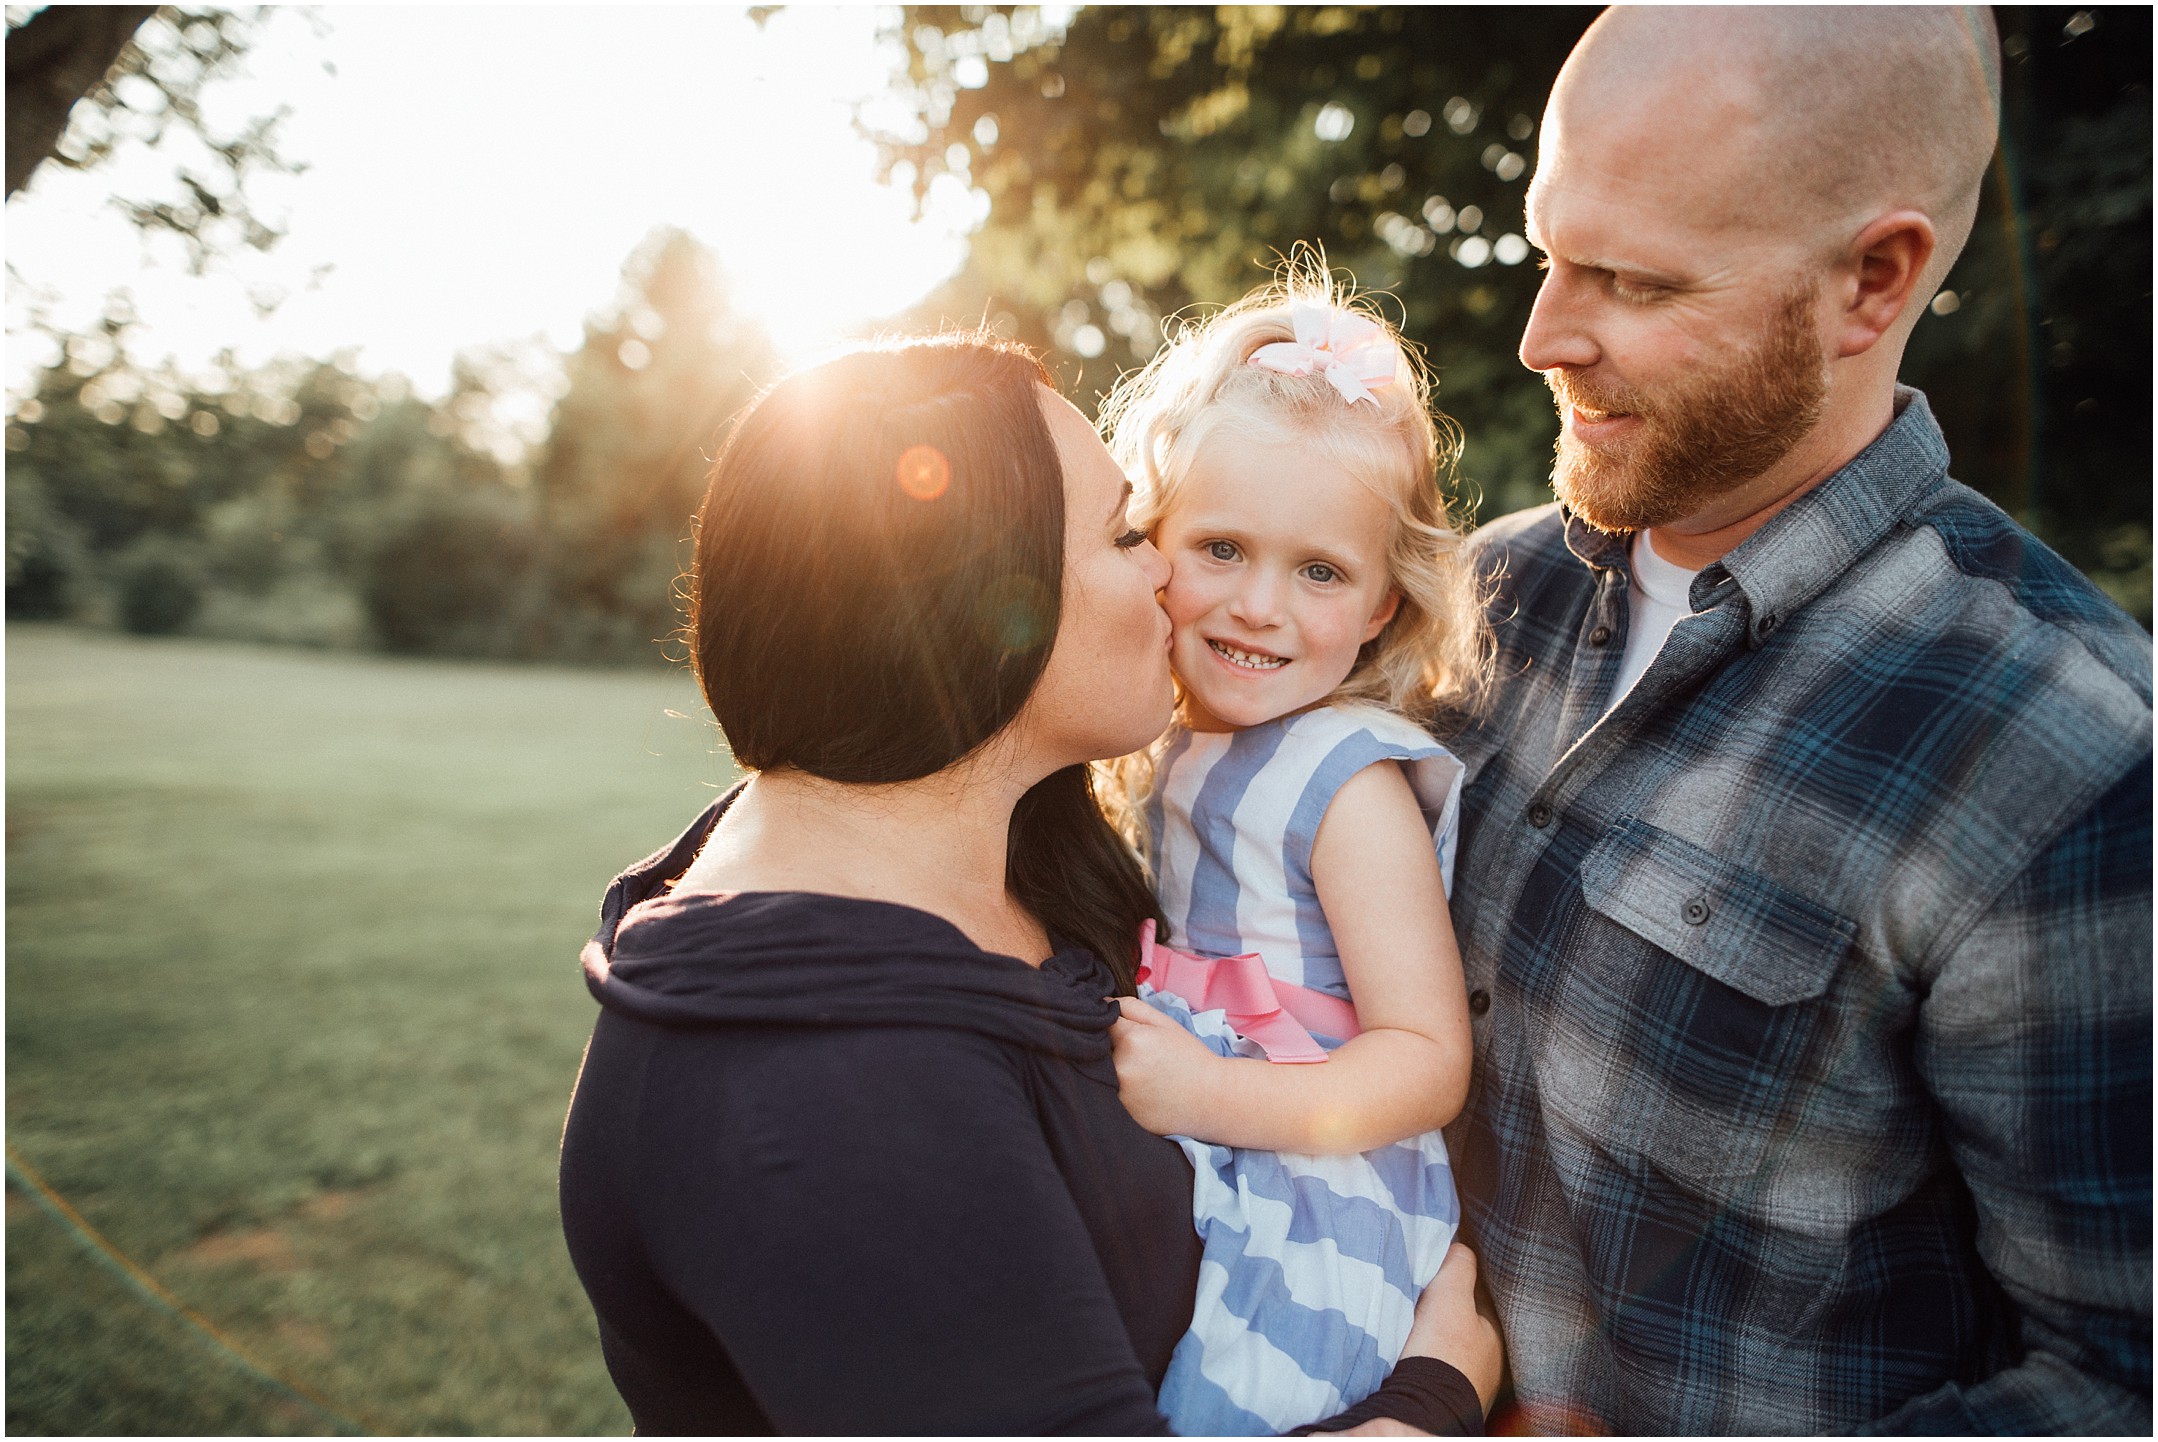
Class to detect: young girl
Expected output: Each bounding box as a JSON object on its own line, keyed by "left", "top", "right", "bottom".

{"left": 1098, "top": 272, "right": 1492, "bottom": 1435}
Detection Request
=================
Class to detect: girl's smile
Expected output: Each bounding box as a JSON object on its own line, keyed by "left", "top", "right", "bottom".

{"left": 1156, "top": 429, "right": 1401, "bottom": 732}
{"left": 1205, "top": 638, "right": 1289, "bottom": 670}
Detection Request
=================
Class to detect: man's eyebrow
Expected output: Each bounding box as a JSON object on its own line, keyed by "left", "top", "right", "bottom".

{"left": 1593, "top": 257, "right": 1687, "bottom": 285}
{"left": 1521, "top": 195, "right": 1681, "bottom": 282}
{"left": 1534, "top": 237, "right": 1687, "bottom": 285}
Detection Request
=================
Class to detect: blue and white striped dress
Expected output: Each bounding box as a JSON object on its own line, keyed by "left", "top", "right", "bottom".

{"left": 1140, "top": 703, "right": 1466, "bottom": 1435}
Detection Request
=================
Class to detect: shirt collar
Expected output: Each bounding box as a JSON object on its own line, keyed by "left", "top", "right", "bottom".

{"left": 1559, "top": 386, "right": 1952, "bottom": 637}
{"left": 1718, "top": 386, "right": 1950, "bottom": 637}
{"left": 1562, "top": 509, "right": 1630, "bottom": 572}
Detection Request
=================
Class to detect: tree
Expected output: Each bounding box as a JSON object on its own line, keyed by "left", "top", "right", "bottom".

{"left": 7, "top": 5, "right": 300, "bottom": 271}
{"left": 3, "top": 304, "right": 503, "bottom": 647}
{"left": 528, "top": 228, "right": 781, "bottom": 663}
{"left": 6, "top": 226, "right": 784, "bottom": 663}
{"left": 1902, "top": 5, "right": 2152, "bottom": 625}
{"left": 5, "top": 4, "right": 157, "bottom": 196}
{"left": 881, "top": 4, "right": 2151, "bottom": 625}
{"left": 878, "top": 5, "right": 1596, "bottom": 518}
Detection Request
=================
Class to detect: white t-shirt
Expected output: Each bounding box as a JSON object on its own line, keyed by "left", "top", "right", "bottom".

{"left": 1602, "top": 530, "right": 1702, "bottom": 717}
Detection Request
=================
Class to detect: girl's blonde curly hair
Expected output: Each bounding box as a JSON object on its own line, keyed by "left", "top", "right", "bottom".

{"left": 1094, "top": 260, "right": 1493, "bottom": 854}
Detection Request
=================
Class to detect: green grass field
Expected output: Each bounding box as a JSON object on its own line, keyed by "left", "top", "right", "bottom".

{"left": 6, "top": 625, "right": 738, "bottom": 1434}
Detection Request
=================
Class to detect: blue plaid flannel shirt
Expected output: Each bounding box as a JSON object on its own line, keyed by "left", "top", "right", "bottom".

{"left": 1445, "top": 389, "right": 2151, "bottom": 1434}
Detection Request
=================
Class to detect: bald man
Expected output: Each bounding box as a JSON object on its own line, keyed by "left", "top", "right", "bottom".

{"left": 1446, "top": 8, "right": 2151, "bottom": 1433}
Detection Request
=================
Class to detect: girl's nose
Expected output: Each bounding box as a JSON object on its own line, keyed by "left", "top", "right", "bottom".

{"left": 1227, "top": 571, "right": 1287, "bottom": 628}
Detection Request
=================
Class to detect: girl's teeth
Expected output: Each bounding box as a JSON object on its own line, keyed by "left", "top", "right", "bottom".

{"left": 1209, "top": 640, "right": 1287, "bottom": 671}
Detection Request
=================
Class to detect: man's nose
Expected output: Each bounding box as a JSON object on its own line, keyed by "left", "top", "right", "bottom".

{"left": 1518, "top": 270, "right": 1599, "bottom": 373}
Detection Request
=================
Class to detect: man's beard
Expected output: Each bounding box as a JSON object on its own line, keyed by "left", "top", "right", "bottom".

{"left": 1547, "top": 283, "right": 1828, "bottom": 534}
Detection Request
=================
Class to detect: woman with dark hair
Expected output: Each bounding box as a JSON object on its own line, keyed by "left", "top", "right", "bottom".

{"left": 557, "top": 335, "right": 1501, "bottom": 1435}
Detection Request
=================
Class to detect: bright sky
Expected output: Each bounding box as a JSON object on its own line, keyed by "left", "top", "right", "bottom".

{"left": 4, "top": 5, "right": 991, "bottom": 401}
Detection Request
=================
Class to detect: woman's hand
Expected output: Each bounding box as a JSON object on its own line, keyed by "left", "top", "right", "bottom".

{"left": 1333, "top": 1243, "right": 1503, "bottom": 1436}
{"left": 1109, "top": 996, "right": 1229, "bottom": 1138}
{"left": 1401, "top": 1242, "right": 1504, "bottom": 1412}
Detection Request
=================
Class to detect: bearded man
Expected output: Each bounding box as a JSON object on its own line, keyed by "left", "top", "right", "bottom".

{"left": 1447, "top": 7, "right": 2151, "bottom": 1433}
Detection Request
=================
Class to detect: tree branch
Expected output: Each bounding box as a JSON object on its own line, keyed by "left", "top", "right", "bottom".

{"left": 6, "top": 4, "right": 160, "bottom": 199}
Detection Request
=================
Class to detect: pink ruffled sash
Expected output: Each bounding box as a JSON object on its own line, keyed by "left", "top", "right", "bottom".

{"left": 1136, "top": 919, "right": 1362, "bottom": 1064}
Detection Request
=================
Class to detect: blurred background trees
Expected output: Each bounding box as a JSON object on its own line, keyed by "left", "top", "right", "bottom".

{"left": 880, "top": 4, "right": 1595, "bottom": 522}
{"left": 877, "top": 4, "right": 2151, "bottom": 624}
{"left": 8, "top": 5, "right": 298, "bottom": 269}
{"left": 6, "top": 227, "right": 783, "bottom": 661}
{"left": 529, "top": 229, "right": 779, "bottom": 663}
{"left": 7, "top": 5, "right": 2149, "bottom": 655}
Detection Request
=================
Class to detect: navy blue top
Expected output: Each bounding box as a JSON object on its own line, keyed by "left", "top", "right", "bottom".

{"left": 558, "top": 795, "right": 1481, "bottom": 1435}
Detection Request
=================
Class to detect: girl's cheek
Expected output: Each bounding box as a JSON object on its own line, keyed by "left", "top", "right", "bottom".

{"left": 1159, "top": 565, "right": 1209, "bottom": 627}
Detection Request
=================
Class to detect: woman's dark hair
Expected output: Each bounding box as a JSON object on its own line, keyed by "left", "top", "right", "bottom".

{"left": 691, "top": 333, "right": 1162, "bottom": 989}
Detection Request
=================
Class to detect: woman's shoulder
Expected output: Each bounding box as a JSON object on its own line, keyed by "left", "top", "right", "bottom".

{"left": 589, "top": 888, "right": 1120, "bottom": 1062}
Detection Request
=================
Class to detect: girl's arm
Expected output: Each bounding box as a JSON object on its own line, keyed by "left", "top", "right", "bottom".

{"left": 1113, "top": 759, "right": 1472, "bottom": 1154}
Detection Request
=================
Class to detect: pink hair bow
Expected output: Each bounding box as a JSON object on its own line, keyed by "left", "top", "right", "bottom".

{"left": 1246, "top": 301, "right": 1398, "bottom": 406}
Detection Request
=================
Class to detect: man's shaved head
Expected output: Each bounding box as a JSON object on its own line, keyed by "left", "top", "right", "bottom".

{"left": 1522, "top": 7, "right": 2006, "bottom": 542}
{"left": 1549, "top": 6, "right": 2001, "bottom": 292}
{"left": 1519, "top": 7, "right": 2004, "bottom": 543}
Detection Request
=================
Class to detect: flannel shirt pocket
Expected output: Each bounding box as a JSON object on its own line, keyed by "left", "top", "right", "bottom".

{"left": 1540, "top": 819, "right": 1856, "bottom": 1189}
{"left": 1578, "top": 820, "right": 1856, "bottom": 1006}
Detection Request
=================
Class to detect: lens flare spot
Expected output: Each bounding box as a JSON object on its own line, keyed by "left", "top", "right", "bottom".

{"left": 1308, "top": 1110, "right": 1358, "bottom": 1152}
{"left": 896, "top": 444, "right": 950, "bottom": 501}
{"left": 976, "top": 575, "right": 1053, "bottom": 653}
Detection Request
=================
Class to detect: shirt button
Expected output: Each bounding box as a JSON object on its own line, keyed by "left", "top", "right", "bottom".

{"left": 1469, "top": 989, "right": 1491, "bottom": 1017}
{"left": 1527, "top": 801, "right": 1553, "bottom": 829}
{"left": 1683, "top": 897, "right": 1712, "bottom": 925}
{"left": 1588, "top": 625, "right": 1613, "bottom": 647}
{"left": 1753, "top": 613, "right": 1779, "bottom": 640}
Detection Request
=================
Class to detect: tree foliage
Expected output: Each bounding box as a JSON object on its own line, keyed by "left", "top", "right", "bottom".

{"left": 6, "top": 5, "right": 301, "bottom": 271}
{"left": 880, "top": 4, "right": 2150, "bottom": 625}
{"left": 5, "top": 230, "right": 784, "bottom": 660}
{"left": 5, "top": 4, "right": 158, "bottom": 196}
{"left": 1931, "top": 4, "right": 2153, "bottom": 625}
{"left": 531, "top": 229, "right": 780, "bottom": 663}
{"left": 880, "top": 4, "right": 1593, "bottom": 519}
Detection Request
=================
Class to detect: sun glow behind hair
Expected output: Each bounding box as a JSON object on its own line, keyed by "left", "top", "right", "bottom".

{"left": 4, "top": 7, "right": 984, "bottom": 399}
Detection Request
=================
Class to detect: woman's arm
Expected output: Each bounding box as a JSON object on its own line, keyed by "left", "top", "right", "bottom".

{"left": 634, "top": 1023, "right": 1175, "bottom": 1435}
{"left": 571, "top": 1009, "right": 1488, "bottom": 1437}
{"left": 1312, "top": 1244, "right": 1504, "bottom": 1436}
{"left": 1114, "top": 759, "right": 1473, "bottom": 1154}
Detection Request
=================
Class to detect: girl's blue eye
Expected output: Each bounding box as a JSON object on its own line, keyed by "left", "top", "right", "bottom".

{"left": 1304, "top": 563, "right": 1340, "bottom": 584}
{"left": 1114, "top": 528, "right": 1149, "bottom": 549}
{"left": 1205, "top": 540, "right": 1238, "bottom": 562}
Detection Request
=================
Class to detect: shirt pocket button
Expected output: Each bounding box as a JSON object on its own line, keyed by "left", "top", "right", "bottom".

{"left": 1683, "top": 897, "right": 1712, "bottom": 926}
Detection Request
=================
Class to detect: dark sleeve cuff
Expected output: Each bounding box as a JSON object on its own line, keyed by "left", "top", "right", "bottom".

{"left": 1291, "top": 1356, "right": 1484, "bottom": 1436}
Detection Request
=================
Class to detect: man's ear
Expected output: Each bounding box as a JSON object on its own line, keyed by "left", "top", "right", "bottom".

{"left": 1362, "top": 588, "right": 1403, "bottom": 644}
{"left": 1835, "top": 210, "right": 1936, "bottom": 358}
